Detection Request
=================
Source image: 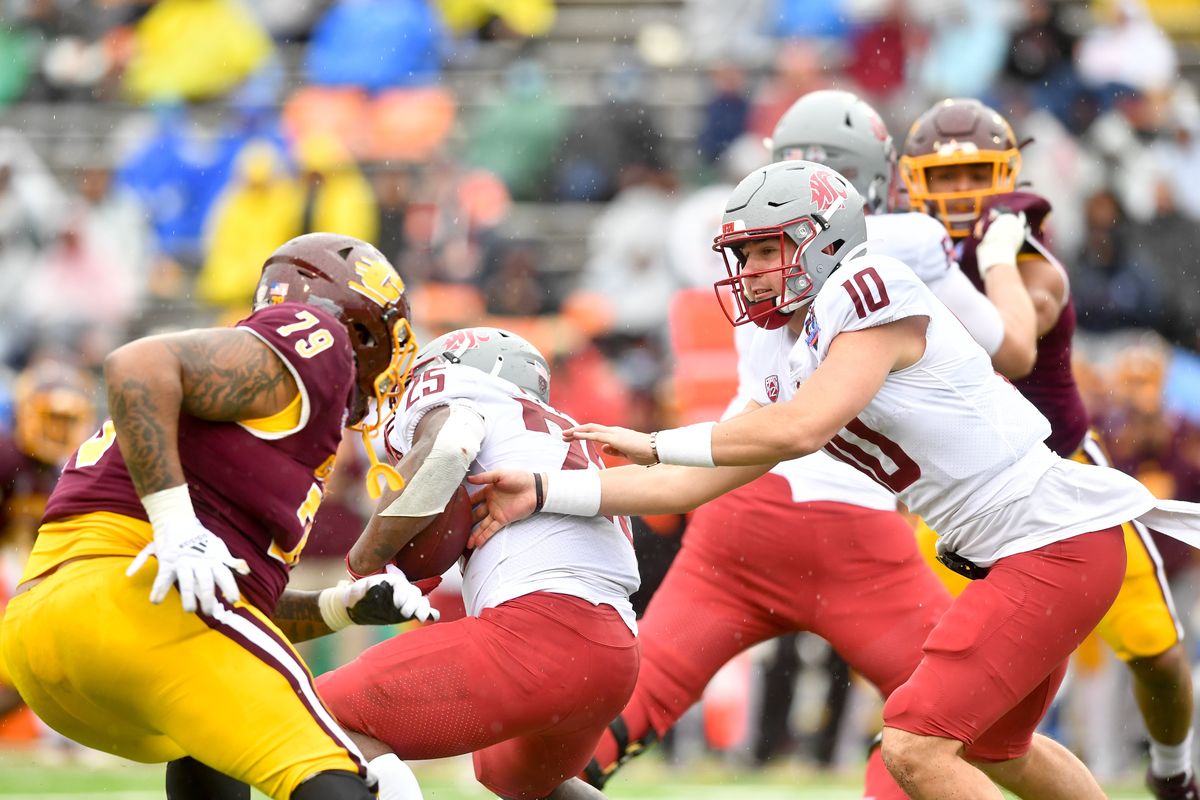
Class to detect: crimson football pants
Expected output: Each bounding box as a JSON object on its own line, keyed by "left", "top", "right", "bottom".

{"left": 317, "top": 591, "right": 638, "bottom": 800}
{"left": 884, "top": 526, "right": 1127, "bottom": 761}
{"left": 589, "top": 474, "right": 951, "bottom": 799}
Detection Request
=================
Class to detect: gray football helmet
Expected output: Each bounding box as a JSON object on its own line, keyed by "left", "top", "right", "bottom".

{"left": 769, "top": 89, "right": 896, "bottom": 214}
{"left": 713, "top": 160, "right": 867, "bottom": 328}
{"left": 413, "top": 327, "right": 551, "bottom": 404}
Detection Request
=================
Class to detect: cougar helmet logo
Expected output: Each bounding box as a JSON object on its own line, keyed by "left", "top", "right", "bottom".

{"left": 810, "top": 170, "right": 847, "bottom": 212}
{"left": 349, "top": 257, "right": 405, "bottom": 307}
{"left": 765, "top": 375, "right": 780, "bottom": 403}
{"left": 442, "top": 328, "right": 493, "bottom": 353}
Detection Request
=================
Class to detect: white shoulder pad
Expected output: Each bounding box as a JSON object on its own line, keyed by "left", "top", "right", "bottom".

{"left": 811, "top": 256, "right": 933, "bottom": 360}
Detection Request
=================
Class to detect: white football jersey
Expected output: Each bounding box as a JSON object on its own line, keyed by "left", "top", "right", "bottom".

{"left": 725, "top": 210, "right": 957, "bottom": 512}
{"left": 734, "top": 324, "right": 895, "bottom": 510}
{"left": 392, "top": 364, "right": 639, "bottom": 632}
{"left": 868, "top": 211, "right": 1005, "bottom": 356}
{"left": 781, "top": 251, "right": 1171, "bottom": 564}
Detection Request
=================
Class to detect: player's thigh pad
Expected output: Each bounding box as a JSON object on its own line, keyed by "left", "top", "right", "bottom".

{"left": 883, "top": 527, "right": 1126, "bottom": 758}
{"left": 3, "top": 557, "right": 364, "bottom": 799}
{"left": 1095, "top": 520, "right": 1183, "bottom": 660}
{"left": 1076, "top": 432, "right": 1183, "bottom": 660}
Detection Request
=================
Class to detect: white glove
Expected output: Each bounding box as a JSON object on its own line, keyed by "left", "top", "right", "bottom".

{"left": 975, "top": 211, "right": 1027, "bottom": 278}
{"left": 318, "top": 565, "right": 440, "bottom": 631}
{"left": 127, "top": 486, "right": 250, "bottom": 616}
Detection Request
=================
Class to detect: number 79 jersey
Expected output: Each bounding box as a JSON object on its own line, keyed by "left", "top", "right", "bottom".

{"left": 783, "top": 254, "right": 1056, "bottom": 556}
{"left": 392, "top": 363, "right": 639, "bottom": 633}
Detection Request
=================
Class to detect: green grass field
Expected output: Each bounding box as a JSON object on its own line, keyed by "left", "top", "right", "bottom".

{"left": 0, "top": 748, "right": 1160, "bottom": 798}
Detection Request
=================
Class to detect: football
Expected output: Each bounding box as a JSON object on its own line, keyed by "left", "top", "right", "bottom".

{"left": 390, "top": 484, "right": 474, "bottom": 580}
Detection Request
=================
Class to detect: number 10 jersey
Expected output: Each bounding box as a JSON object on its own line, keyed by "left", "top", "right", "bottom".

{"left": 745, "top": 254, "right": 1065, "bottom": 561}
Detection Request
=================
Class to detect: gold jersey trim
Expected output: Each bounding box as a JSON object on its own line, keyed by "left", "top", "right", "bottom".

{"left": 240, "top": 391, "right": 303, "bottom": 434}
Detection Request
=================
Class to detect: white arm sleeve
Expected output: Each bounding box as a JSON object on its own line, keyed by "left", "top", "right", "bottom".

{"left": 380, "top": 402, "right": 486, "bottom": 518}
{"left": 929, "top": 265, "right": 1005, "bottom": 357}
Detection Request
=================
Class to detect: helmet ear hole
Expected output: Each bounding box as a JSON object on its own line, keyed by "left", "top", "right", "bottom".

{"left": 822, "top": 239, "right": 844, "bottom": 256}
{"left": 352, "top": 322, "right": 377, "bottom": 349}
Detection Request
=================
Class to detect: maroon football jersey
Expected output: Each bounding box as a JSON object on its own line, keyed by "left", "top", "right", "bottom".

{"left": 956, "top": 192, "right": 1089, "bottom": 456}
{"left": 0, "top": 432, "right": 61, "bottom": 535}
{"left": 44, "top": 302, "right": 356, "bottom": 611}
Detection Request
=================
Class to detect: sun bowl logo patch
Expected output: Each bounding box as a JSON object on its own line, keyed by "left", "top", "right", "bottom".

{"left": 764, "top": 374, "right": 780, "bottom": 403}
{"left": 804, "top": 311, "right": 820, "bottom": 349}
{"left": 809, "top": 169, "right": 847, "bottom": 213}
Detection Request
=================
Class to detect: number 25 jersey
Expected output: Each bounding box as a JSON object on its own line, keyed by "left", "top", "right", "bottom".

{"left": 392, "top": 363, "right": 639, "bottom": 633}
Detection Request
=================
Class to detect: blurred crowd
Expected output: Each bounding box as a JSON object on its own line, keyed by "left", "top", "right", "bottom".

{"left": 1, "top": 0, "right": 1200, "bottom": 783}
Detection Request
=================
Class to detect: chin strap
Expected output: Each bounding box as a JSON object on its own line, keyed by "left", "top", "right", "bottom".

{"left": 361, "top": 426, "right": 405, "bottom": 499}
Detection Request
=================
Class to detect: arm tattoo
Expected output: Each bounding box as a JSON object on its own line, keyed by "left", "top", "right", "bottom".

{"left": 271, "top": 589, "right": 335, "bottom": 643}
{"left": 108, "top": 378, "right": 179, "bottom": 496}
{"left": 169, "top": 333, "right": 294, "bottom": 422}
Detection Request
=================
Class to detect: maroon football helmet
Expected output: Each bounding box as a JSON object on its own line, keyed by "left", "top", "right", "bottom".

{"left": 899, "top": 98, "right": 1021, "bottom": 237}
{"left": 254, "top": 233, "right": 418, "bottom": 496}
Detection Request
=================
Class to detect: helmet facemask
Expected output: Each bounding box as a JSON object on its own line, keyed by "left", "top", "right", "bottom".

{"left": 15, "top": 377, "right": 96, "bottom": 465}
{"left": 899, "top": 98, "right": 1022, "bottom": 237}
{"left": 900, "top": 148, "right": 1020, "bottom": 237}
{"left": 351, "top": 310, "right": 419, "bottom": 500}
{"left": 713, "top": 214, "right": 827, "bottom": 328}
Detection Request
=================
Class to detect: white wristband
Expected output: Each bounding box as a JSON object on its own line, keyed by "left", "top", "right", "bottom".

{"left": 541, "top": 470, "right": 602, "bottom": 517}
{"left": 141, "top": 484, "right": 196, "bottom": 530}
{"left": 654, "top": 422, "right": 716, "bottom": 467}
{"left": 318, "top": 582, "right": 354, "bottom": 631}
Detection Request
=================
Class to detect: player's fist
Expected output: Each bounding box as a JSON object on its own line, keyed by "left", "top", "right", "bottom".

{"left": 318, "top": 566, "right": 440, "bottom": 631}
{"left": 347, "top": 566, "right": 440, "bottom": 625}
{"left": 975, "top": 210, "right": 1027, "bottom": 277}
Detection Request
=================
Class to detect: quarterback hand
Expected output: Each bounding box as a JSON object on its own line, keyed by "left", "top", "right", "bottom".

{"left": 320, "top": 565, "right": 439, "bottom": 630}
{"left": 565, "top": 423, "right": 656, "bottom": 465}
{"left": 126, "top": 518, "right": 250, "bottom": 616}
{"left": 467, "top": 470, "right": 537, "bottom": 549}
